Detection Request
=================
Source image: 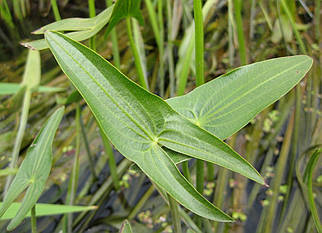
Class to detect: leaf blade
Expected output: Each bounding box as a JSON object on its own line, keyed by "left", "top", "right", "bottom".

{"left": 167, "top": 56, "right": 313, "bottom": 140}
{"left": 136, "top": 146, "right": 233, "bottom": 222}
{"left": 0, "top": 203, "right": 96, "bottom": 220}
{"left": 44, "top": 31, "right": 263, "bottom": 221}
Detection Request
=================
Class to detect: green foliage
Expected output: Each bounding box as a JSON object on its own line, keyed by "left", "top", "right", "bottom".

{"left": 0, "top": 202, "right": 97, "bottom": 220}
{"left": 0, "top": 107, "right": 64, "bottom": 230}
{"left": 105, "top": 0, "right": 144, "bottom": 37}
{"left": 167, "top": 56, "right": 313, "bottom": 140}
{"left": 0, "top": 83, "right": 64, "bottom": 95}
{"left": 44, "top": 31, "right": 269, "bottom": 222}
{"left": 305, "top": 149, "right": 321, "bottom": 233}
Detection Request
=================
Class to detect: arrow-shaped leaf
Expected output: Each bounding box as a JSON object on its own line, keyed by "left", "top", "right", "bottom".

{"left": 167, "top": 56, "right": 313, "bottom": 140}
{"left": 0, "top": 107, "right": 64, "bottom": 230}
{"left": 45, "top": 31, "right": 264, "bottom": 221}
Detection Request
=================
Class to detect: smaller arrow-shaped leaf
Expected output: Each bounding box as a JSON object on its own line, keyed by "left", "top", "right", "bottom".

{"left": 0, "top": 107, "right": 64, "bottom": 231}
{"left": 105, "top": 0, "right": 144, "bottom": 37}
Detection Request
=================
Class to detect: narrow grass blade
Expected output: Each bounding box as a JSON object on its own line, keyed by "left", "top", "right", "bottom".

{"left": 0, "top": 203, "right": 97, "bottom": 220}
{"left": 306, "top": 149, "right": 322, "bottom": 233}
{"left": 0, "top": 83, "right": 64, "bottom": 95}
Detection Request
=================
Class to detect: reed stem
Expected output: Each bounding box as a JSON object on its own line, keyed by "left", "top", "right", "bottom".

{"left": 126, "top": 17, "right": 148, "bottom": 89}
{"left": 31, "top": 206, "right": 37, "bottom": 233}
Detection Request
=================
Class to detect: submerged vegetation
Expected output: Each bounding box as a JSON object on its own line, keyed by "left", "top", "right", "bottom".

{"left": 0, "top": 0, "right": 320, "bottom": 232}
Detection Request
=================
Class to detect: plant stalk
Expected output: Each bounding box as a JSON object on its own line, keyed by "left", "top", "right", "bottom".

{"left": 126, "top": 17, "right": 148, "bottom": 89}
{"left": 100, "top": 130, "right": 119, "bottom": 190}
{"left": 106, "top": 0, "right": 120, "bottom": 69}
{"left": 168, "top": 194, "right": 182, "bottom": 233}
{"left": 88, "top": 0, "right": 96, "bottom": 51}
{"left": 50, "top": 0, "right": 61, "bottom": 21}
{"left": 5, "top": 89, "right": 31, "bottom": 194}
{"left": 233, "top": 0, "right": 247, "bottom": 65}
{"left": 193, "top": 0, "right": 205, "bottom": 228}
{"left": 31, "top": 206, "right": 37, "bottom": 233}
{"left": 128, "top": 185, "right": 154, "bottom": 220}
{"left": 259, "top": 112, "right": 295, "bottom": 233}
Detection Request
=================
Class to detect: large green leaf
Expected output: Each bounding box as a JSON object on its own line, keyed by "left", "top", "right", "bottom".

{"left": 0, "top": 203, "right": 96, "bottom": 220}
{"left": 105, "top": 0, "right": 144, "bottom": 37}
{"left": 0, "top": 107, "right": 64, "bottom": 230}
{"left": 45, "top": 31, "right": 264, "bottom": 221}
{"left": 21, "top": 6, "right": 113, "bottom": 50}
{"left": 167, "top": 55, "right": 313, "bottom": 140}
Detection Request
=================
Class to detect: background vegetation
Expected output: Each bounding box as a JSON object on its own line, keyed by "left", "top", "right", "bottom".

{"left": 0, "top": 0, "right": 320, "bottom": 232}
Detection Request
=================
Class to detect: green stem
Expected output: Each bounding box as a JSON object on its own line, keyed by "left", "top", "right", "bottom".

{"left": 157, "top": 0, "right": 165, "bottom": 97}
{"left": 196, "top": 160, "right": 204, "bottom": 193}
{"left": 280, "top": 0, "right": 306, "bottom": 54}
{"left": 50, "top": 0, "right": 61, "bottom": 21}
{"left": 177, "top": 40, "right": 194, "bottom": 95}
{"left": 307, "top": 150, "right": 322, "bottom": 233}
{"left": 144, "top": 0, "right": 161, "bottom": 47}
{"left": 166, "top": 0, "right": 175, "bottom": 97}
{"left": 193, "top": 3, "right": 205, "bottom": 227}
{"left": 281, "top": 86, "right": 301, "bottom": 220}
{"left": 126, "top": 17, "right": 148, "bottom": 89}
{"left": 88, "top": 0, "right": 96, "bottom": 51}
{"left": 315, "top": 0, "right": 320, "bottom": 41}
{"left": 213, "top": 134, "right": 236, "bottom": 231}
{"left": 193, "top": 0, "right": 205, "bottom": 86}
{"left": 79, "top": 114, "right": 97, "bottom": 179}
{"left": 31, "top": 206, "right": 37, "bottom": 233}
{"left": 181, "top": 162, "right": 191, "bottom": 182}
{"left": 106, "top": 0, "right": 120, "bottom": 69}
{"left": 259, "top": 113, "right": 294, "bottom": 233}
{"left": 5, "top": 89, "right": 31, "bottom": 194}
{"left": 65, "top": 104, "right": 81, "bottom": 233}
{"left": 168, "top": 194, "right": 182, "bottom": 233}
{"left": 110, "top": 30, "right": 120, "bottom": 68}
{"left": 233, "top": 0, "right": 247, "bottom": 65}
{"left": 100, "top": 130, "right": 119, "bottom": 190}
{"left": 128, "top": 185, "right": 154, "bottom": 219}
{"left": 207, "top": 162, "right": 214, "bottom": 181}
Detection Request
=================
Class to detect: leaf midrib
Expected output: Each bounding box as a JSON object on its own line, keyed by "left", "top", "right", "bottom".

{"left": 199, "top": 60, "right": 307, "bottom": 122}
{"left": 203, "top": 65, "right": 305, "bottom": 124}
